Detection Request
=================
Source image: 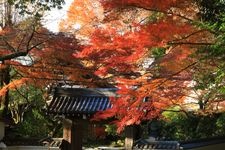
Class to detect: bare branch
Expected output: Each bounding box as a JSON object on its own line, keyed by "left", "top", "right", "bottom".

{"left": 118, "top": 4, "right": 195, "bottom": 22}
{"left": 1, "top": 36, "right": 16, "bottom": 52}
{"left": 0, "top": 41, "right": 44, "bottom": 61}
{"left": 169, "top": 29, "right": 212, "bottom": 43}
{"left": 26, "top": 26, "right": 35, "bottom": 52}
{"left": 168, "top": 41, "right": 214, "bottom": 46}
{"left": 0, "top": 51, "right": 28, "bottom": 61}
{"left": 156, "top": 61, "right": 198, "bottom": 88}
{"left": 16, "top": 32, "right": 27, "bottom": 51}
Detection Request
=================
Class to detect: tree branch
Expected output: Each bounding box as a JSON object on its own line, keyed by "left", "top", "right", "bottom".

{"left": 26, "top": 26, "right": 35, "bottom": 52}
{"left": 156, "top": 61, "right": 198, "bottom": 88}
{"left": 0, "top": 51, "right": 28, "bottom": 61}
{"left": 169, "top": 29, "right": 212, "bottom": 43}
{"left": 118, "top": 4, "right": 195, "bottom": 22}
{"left": 0, "top": 41, "right": 44, "bottom": 61}
{"left": 168, "top": 41, "right": 214, "bottom": 46}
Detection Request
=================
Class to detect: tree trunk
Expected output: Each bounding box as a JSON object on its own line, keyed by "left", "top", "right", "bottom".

{"left": 1, "top": 65, "right": 10, "bottom": 118}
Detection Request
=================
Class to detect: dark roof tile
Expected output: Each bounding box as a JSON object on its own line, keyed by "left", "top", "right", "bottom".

{"left": 47, "top": 88, "right": 116, "bottom": 117}
{"left": 133, "top": 139, "right": 180, "bottom": 150}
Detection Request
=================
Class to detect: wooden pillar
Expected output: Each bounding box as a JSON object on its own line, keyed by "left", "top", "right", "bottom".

{"left": 125, "top": 126, "right": 135, "bottom": 150}
{"left": 62, "top": 119, "right": 72, "bottom": 150}
{"left": 62, "top": 119, "right": 83, "bottom": 150}
{"left": 71, "top": 121, "right": 83, "bottom": 150}
{"left": 125, "top": 125, "right": 141, "bottom": 150}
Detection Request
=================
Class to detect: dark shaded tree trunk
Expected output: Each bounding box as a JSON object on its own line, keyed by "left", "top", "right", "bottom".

{"left": 0, "top": 64, "right": 10, "bottom": 119}
{"left": 3, "top": 68, "right": 10, "bottom": 118}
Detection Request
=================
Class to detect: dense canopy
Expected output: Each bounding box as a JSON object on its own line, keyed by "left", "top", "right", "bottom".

{"left": 0, "top": 0, "right": 225, "bottom": 133}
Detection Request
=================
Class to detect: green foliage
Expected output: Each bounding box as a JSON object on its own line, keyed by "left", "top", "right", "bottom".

{"left": 9, "top": 86, "right": 44, "bottom": 124}
{"left": 12, "top": 109, "right": 51, "bottom": 138}
{"left": 110, "top": 139, "right": 124, "bottom": 147}
{"left": 215, "top": 113, "right": 225, "bottom": 134}
{"left": 7, "top": 86, "right": 62, "bottom": 138}
{"left": 151, "top": 47, "right": 166, "bottom": 59}
{"left": 7, "top": 107, "right": 63, "bottom": 138}
{"left": 197, "top": 0, "right": 225, "bottom": 23}
{"left": 206, "top": 35, "right": 225, "bottom": 57}
{"left": 191, "top": 60, "right": 225, "bottom": 110}
{"left": 105, "top": 124, "right": 118, "bottom": 136}
{"left": 9, "top": 86, "right": 43, "bottom": 106}
{"left": 8, "top": 0, "right": 65, "bottom": 16}
{"left": 197, "top": 1, "right": 225, "bottom": 56}
{"left": 193, "top": 2, "right": 225, "bottom": 110}
{"left": 197, "top": 0, "right": 225, "bottom": 58}
{"left": 146, "top": 12, "right": 164, "bottom": 23}
{"left": 159, "top": 111, "right": 225, "bottom": 141}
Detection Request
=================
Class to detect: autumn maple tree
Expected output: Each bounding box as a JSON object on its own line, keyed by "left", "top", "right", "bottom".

{"left": 71, "top": 0, "right": 215, "bottom": 132}
{"left": 0, "top": 26, "right": 108, "bottom": 120}
{"left": 1, "top": 0, "right": 222, "bottom": 134}
{"left": 0, "top": 0, "right": 96, "bottom": 123}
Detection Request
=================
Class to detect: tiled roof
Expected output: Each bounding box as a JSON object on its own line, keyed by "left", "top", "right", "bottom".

{"left": 47, "top": 87, "right": 117, "bottom": 117}
{"left": 180, "top": 136, "right": 225, "bottom": 149}
{"left": 133, "top": 137, "right": 225, "bottom": 150}
{"left": 133, "top": 139, "right": 181, "bottom": 150}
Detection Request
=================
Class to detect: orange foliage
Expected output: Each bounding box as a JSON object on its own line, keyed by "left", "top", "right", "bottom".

{"left": 100, "top": 0, "right": 181, "bottom": 11}
{"left": 59, "top": 0, "right": 104, "bottom": 36}
{"left": 75, "top": 18, "right": 192, "bottom": 77}
{"left": 0, "top": 78, "right": 29, "bottom": 97}
{"left": 0, "top": 26, "right": 110, "bottom": 100}
{"left": 73, "top": 0, "right": 204, "bottom": 131}
{"left": 14, "top": 30, "right": 104, "bottom": 88}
